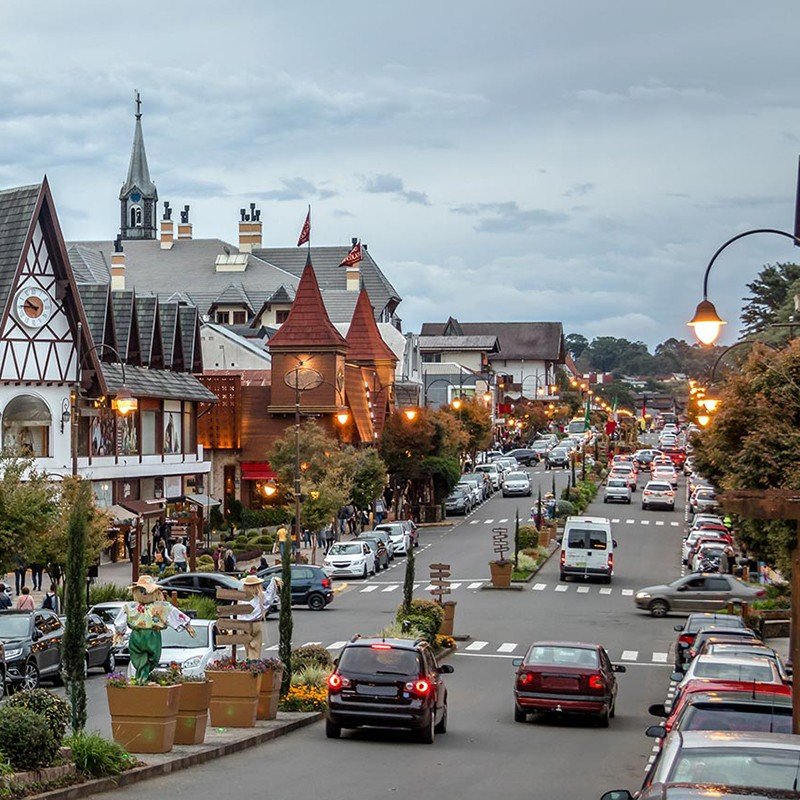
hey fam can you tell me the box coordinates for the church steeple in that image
[119,91,158,240]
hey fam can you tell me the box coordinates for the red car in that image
[660,447,686,468]
[513,641,625,727]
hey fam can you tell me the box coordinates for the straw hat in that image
[242,575,264,586]
[129,575,160,592]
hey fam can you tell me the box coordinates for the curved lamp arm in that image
[83,342,127,384]
[709,338,780,383]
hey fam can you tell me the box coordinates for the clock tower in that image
[119,91,158,240]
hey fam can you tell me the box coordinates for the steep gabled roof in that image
[112,290,135,360]
[267,258,347,350]
[159,302,179,368]
[346,289,397,363]
[209,283,254,312]
[119,112,156,199]
[68,243,110,283]
[179,304,203,372]
[76,284,113,354]
[135,295,157,364]
[0,183,41,315]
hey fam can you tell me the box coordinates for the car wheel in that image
[308,593,326,611]
[627,498,631,504]
[609,698,616,719]
[417,711,435,744]
[559,572,567,582]
[103,649,116,674]
[361,564,368,579]
[434,703,448,734]
[514,704,527,723]
[641,504,647,510]
[603,498,608,503]
[22,660,40,691]
[596,706,610,728]
[325,719,341,739]
[649,600,669,618]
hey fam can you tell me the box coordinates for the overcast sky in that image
[2,1,800,347]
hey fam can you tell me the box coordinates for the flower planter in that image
[257,667,283,721]
[489,560,513,588]
[174,680,213,745]
[106,683,182,754]
[206,670,262,728]
[438,600,457,636]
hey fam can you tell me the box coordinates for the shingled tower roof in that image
[345,289,397,363]
[119,95,156,200]
[268,256,347,349]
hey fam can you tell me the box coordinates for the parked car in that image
[682,529,731,563]
[600,730,800,799]
[690,488,719,514]
[512,641,625,727]
[154,619,228,679]
[375,520,418,551]
[83,612,116,675]
[674,654,783,693]
[474,462,502,490]
[0,642,6,700]
[445,486,473,515]
[157,572,244,600]
[560,516,615,583]
[494,458,520,475]
[456,477,484,506]
[681,627,763,669]
[90,601,130,663]
[502,471,532,497]
[463,471,493,500]
[323,541,376,578]
[704,642,791,681]
[0,609,63,689]
[356,534,390,571]
[256,563,334,611]
[641,480,675,510]
[362,526,395,559]
[603,478,631,504]
[505,448,540,466]
[325,636,452,743]
[673,613,746,669]
[634,574,765,617]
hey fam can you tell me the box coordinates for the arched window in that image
[2,395,51,457]
[130,206,142,228]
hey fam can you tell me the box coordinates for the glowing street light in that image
[403,407,418,422]
[335,408,351,426]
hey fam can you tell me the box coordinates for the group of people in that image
[10,558,45,595]
[0,580,60,613]
[153,536,190,574]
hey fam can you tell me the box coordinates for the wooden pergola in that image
[719,489,800,734]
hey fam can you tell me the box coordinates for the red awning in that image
[241,461,277,481]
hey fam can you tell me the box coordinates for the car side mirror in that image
[437,664,454,674]
[676,585,687,592]
[645,724,667,739]
[600,792,634,800]
[32,629,42,641]
[648,703,667,717]
[612,540,618,548]
[670,671,683,682]
[611,664,626,673]
[511,658,523,667]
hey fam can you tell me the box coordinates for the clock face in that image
[15,287,53,329]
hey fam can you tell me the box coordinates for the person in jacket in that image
[0,584,11,609]
[41,584,60,613]
[16,587,35,611]
[223,548,237,572]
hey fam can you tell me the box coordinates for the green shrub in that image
[292,644,334,671]
[5,689,70,739]
[516,552,537,571]
[378,621,423,640]
[290,665,329,687]
[555,500,576,518]
[0,706,60,771]
[396,599,444,642]
[66,732,136,778]
[196,562,216,573]
[177,595,218,619]
[517,525,539,550]
[241,507,290,529]
[197,554,214,564]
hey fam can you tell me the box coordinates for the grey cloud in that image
[253,177,337,201]
[333,209,355,217]
[452,201,569,232]
[563,182,595,198]
[162,175,229,198]
[362,173,429,205]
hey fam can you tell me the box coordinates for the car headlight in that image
[182,656,202,670]
[636,592,651,600]
[4,646,23,660]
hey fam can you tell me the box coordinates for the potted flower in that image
[106,670,182,754]
[256,657,284,721]
[489,556,513,588]
[205,657,272,728]
[171,664,213,746]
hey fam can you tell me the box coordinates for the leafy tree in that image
[741,262,800,337]
[350,449,388,510]
[441,399,492,464]
[565,333,589,360]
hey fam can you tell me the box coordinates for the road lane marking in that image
[626,519,634,524]
[484,519,494,524]
[497,643,517,653]
[621,589,634,596]
[360,585,378,593]
[641,520,650,525]
[424,584,436,591]
[265,644,279,651]
[465,641,488,651]
[449,582,462,589]
[577,586,590,593]
[467,582,483,589]
[611,518,620,523]
[555,585,568,592]
[382,585,399,592]
[670,522,680,526]
[599,587,612,595]
[652,652,668,663]
[303,641,322,646]
[621,650,639,661]
[499,518,508,523]
[327,641,346,650]
[655,521,664,526]
[532,583,547,591]
[470,520,479,525]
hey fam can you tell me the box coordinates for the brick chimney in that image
[177,205,192,240]
[111,235,126,291]
[160,201,174,250]
[346,237,361,291]
[238,203,262,253]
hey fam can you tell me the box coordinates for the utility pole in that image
[294,371,302,563]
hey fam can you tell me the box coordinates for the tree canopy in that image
[740,262,800,338]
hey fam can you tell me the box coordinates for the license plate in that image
[541,676,579,691]
[356,684,397,697]
[573,560,587,568]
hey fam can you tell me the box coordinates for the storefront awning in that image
[185,493,222,508]
[241,461,277,481]
[108,504,136,523]
[121,499,166,517]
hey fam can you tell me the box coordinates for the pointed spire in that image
[345,288,397,363]
[268,254,347,349]
[119,90,157,200]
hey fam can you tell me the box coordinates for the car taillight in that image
[321,577,331,588]
[588,674,605,691]
[327,673,342,691]
[560,550,566,566]
[607,553,613,570]
[756,589,766,597]
[371,643,392,650]
[678,633,693,646]
[517,671,535,686]
[405,678,432,695]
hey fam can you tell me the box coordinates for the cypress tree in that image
[513,508,520,569]
[278,522,293,696]
[402,533,415,615]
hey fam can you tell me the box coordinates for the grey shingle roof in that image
[119,116,156,199]
[418,335,500,352]
[318,289,361,324]
[76,284,111,352]
[159,303,179,368]
[112,291,135,360]
[179,305,199,370]
[210,283,254,311]
[268,284,295,304]
[68,244,110,284]
[135,295,157,364]
[420,320,565,362]
[102,363,216,403]
[0,184,40,315]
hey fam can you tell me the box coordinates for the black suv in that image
[0,610,63,690]
[326,637,453,743]
[256,564,334,611]
[157,572,243,599]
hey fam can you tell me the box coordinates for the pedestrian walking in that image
[302,527,313,548]
[258,552,269,571]
[171,538,188,573]
[721,544,736,575]
[324,524,335,554]
[41,584,60,613]
[223,548,237,573]
[276,525,288,557]
[0,584,11,609]
[212,544,224,571]
[13,558,26,595]
[126,528,137,561]
[16,587,35,611]
[154,542,170,575]
[29,562,44,592]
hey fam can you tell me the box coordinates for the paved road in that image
[88,456,690,799]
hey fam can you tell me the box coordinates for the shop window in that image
[3,395,51,457]
[275,309,290,324]
[182,406,195,454]
[141,410,158,455]
[163,402,182,454]
[232,311,247,325]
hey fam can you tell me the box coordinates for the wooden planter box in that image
[489,561,513,588]
[438,600,457,636]
[206,670,262,728]
[107,684,182,754]
[174,680,213,745]
[257,667,283,721]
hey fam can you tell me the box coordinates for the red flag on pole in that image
[339,240,361,267]
[297,208,311,247]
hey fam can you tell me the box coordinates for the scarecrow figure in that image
[239,575,282,660]
[120,576,195,681]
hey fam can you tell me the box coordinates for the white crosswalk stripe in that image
[467,582,483,589]
[465,641,488,651]
[484,519,494,524]
[599,587,612,595]
[449,582,462,590]
[327,641,347,651]
[497,643,517,653]
[382,585,399,592]
[611,518,620,523]
[655,521,664,526]
[532,583,547,591]
[303,641,322,646]
[499,518,508,523]
[621,589,634,596]
[450,641,676,665]
[670,522,680,526]
[265,644,279,651]
[652,652,668,663]
[424,584,436,591]
[626,519,634,524]
[360,585,378,593]
[641,520,650,525]
[555,585,568,592]
[576,586,590,593]
[469,520,479,525]
[621,650,639,661]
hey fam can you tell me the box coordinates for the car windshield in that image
[0,615,30,638]
[92,608,122,625]
[607,480,627,488]
[668,746,800,790]
[338,646,421,676]
[525,646,599,668]
[682,705,792,734]
[692,661,775,682]
[566,528,607,550]
[506,472,528,481]
[161,625,209,648]
[329,543,362,555]
[647,483,671,492]
[686,616,743,633]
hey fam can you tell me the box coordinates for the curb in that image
[510,542,559,583]
[480,584,525,591]
[27,712,322,800]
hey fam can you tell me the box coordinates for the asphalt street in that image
[87,452,691,800]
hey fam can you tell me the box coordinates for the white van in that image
[559,516,615,584]
[475,462,502,490]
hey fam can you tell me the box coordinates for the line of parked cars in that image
[445,457,526,514]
